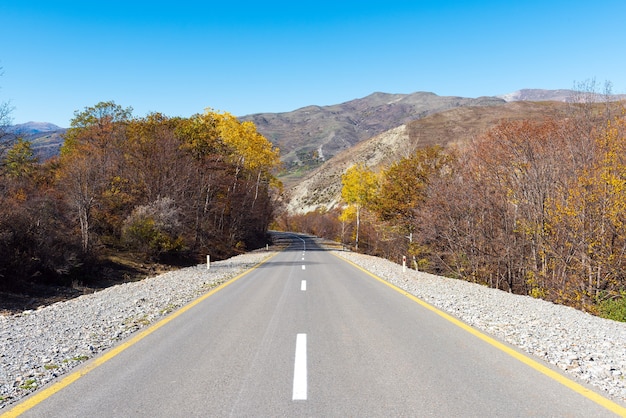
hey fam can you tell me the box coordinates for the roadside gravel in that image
[0,251,272,408]
[1,248,625,409]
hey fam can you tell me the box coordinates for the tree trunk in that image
[78,203,90,253]
[355,205,360,250]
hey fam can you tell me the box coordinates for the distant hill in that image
[283,101,578,214]
[242,88,626,188]
[240,92,505,184]
[9,121,65,135]
[498,88,626,103]
[6,122,66,160]
[7,89,626,173]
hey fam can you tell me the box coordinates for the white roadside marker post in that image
[207,255,210,270]
[402,255,407,273]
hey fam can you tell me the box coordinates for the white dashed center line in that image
[292,333,307,400]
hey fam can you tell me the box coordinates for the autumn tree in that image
[341,163,377,250]
[338,205,356,247]
[174,110,280,255]
[214,111,281,244]
[545,114,626,308]
[374,146,452,253]
[124,113,186,203]
[122,196,184,259]
[0,139,80,290]
[58,101,133,252]
[217,112,281,208]
[125,112,225,258]
[471,119,574,290]
[418,118,591,293]
[3,137,38,180]
[173,113,227,252]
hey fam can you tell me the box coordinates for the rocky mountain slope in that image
[283,101,575,214]
[3,91,505,166]
[8,89,626,190]
[243,88,626,189]
[241,92,505,182]
[8,122,63,135]
[6,122,66,160]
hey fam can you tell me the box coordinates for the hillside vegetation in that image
[283,101,573,213]
[6,122,66,160]
[242,92,505,184]
[278,99,626,320]
[4,88,626,320]
[0,102,280,298]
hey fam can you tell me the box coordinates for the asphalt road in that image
[8,234,625,417]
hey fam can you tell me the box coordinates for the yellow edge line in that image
[1,253,277,418]
[335,253,626,417]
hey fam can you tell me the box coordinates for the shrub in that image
[598,292,626,322]
[122,197,185,259]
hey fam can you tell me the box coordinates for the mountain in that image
[240,92,505,184]
[499,88,626,103]
[284,101,576,214]
[6,122,66,160]
[9,121,64,135]
[28,130,66,160]
[6,89,625,182]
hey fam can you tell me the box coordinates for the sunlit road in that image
[9,234,623,417]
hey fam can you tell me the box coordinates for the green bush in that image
[122,217,184,258]
[598,291,626,322]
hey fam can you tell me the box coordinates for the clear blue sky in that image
[1,1,625,127]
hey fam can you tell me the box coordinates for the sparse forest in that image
[277,97,626,320]
[0,101,281,294]
[3,83,626,321]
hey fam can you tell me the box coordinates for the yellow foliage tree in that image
[375,146,451,238]
[175,112,224,160]
[215,111,282,205]
[341,163,377,249]
[217,113,281,173]
[546,115,626,308]
[179,110,282,208]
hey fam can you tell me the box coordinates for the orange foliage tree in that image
[0,96,282,290]
[278,101,626,315]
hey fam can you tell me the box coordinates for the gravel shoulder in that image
[0,251,273,408]
[1,248,625,409]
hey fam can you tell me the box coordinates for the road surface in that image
[6,234,625,417]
